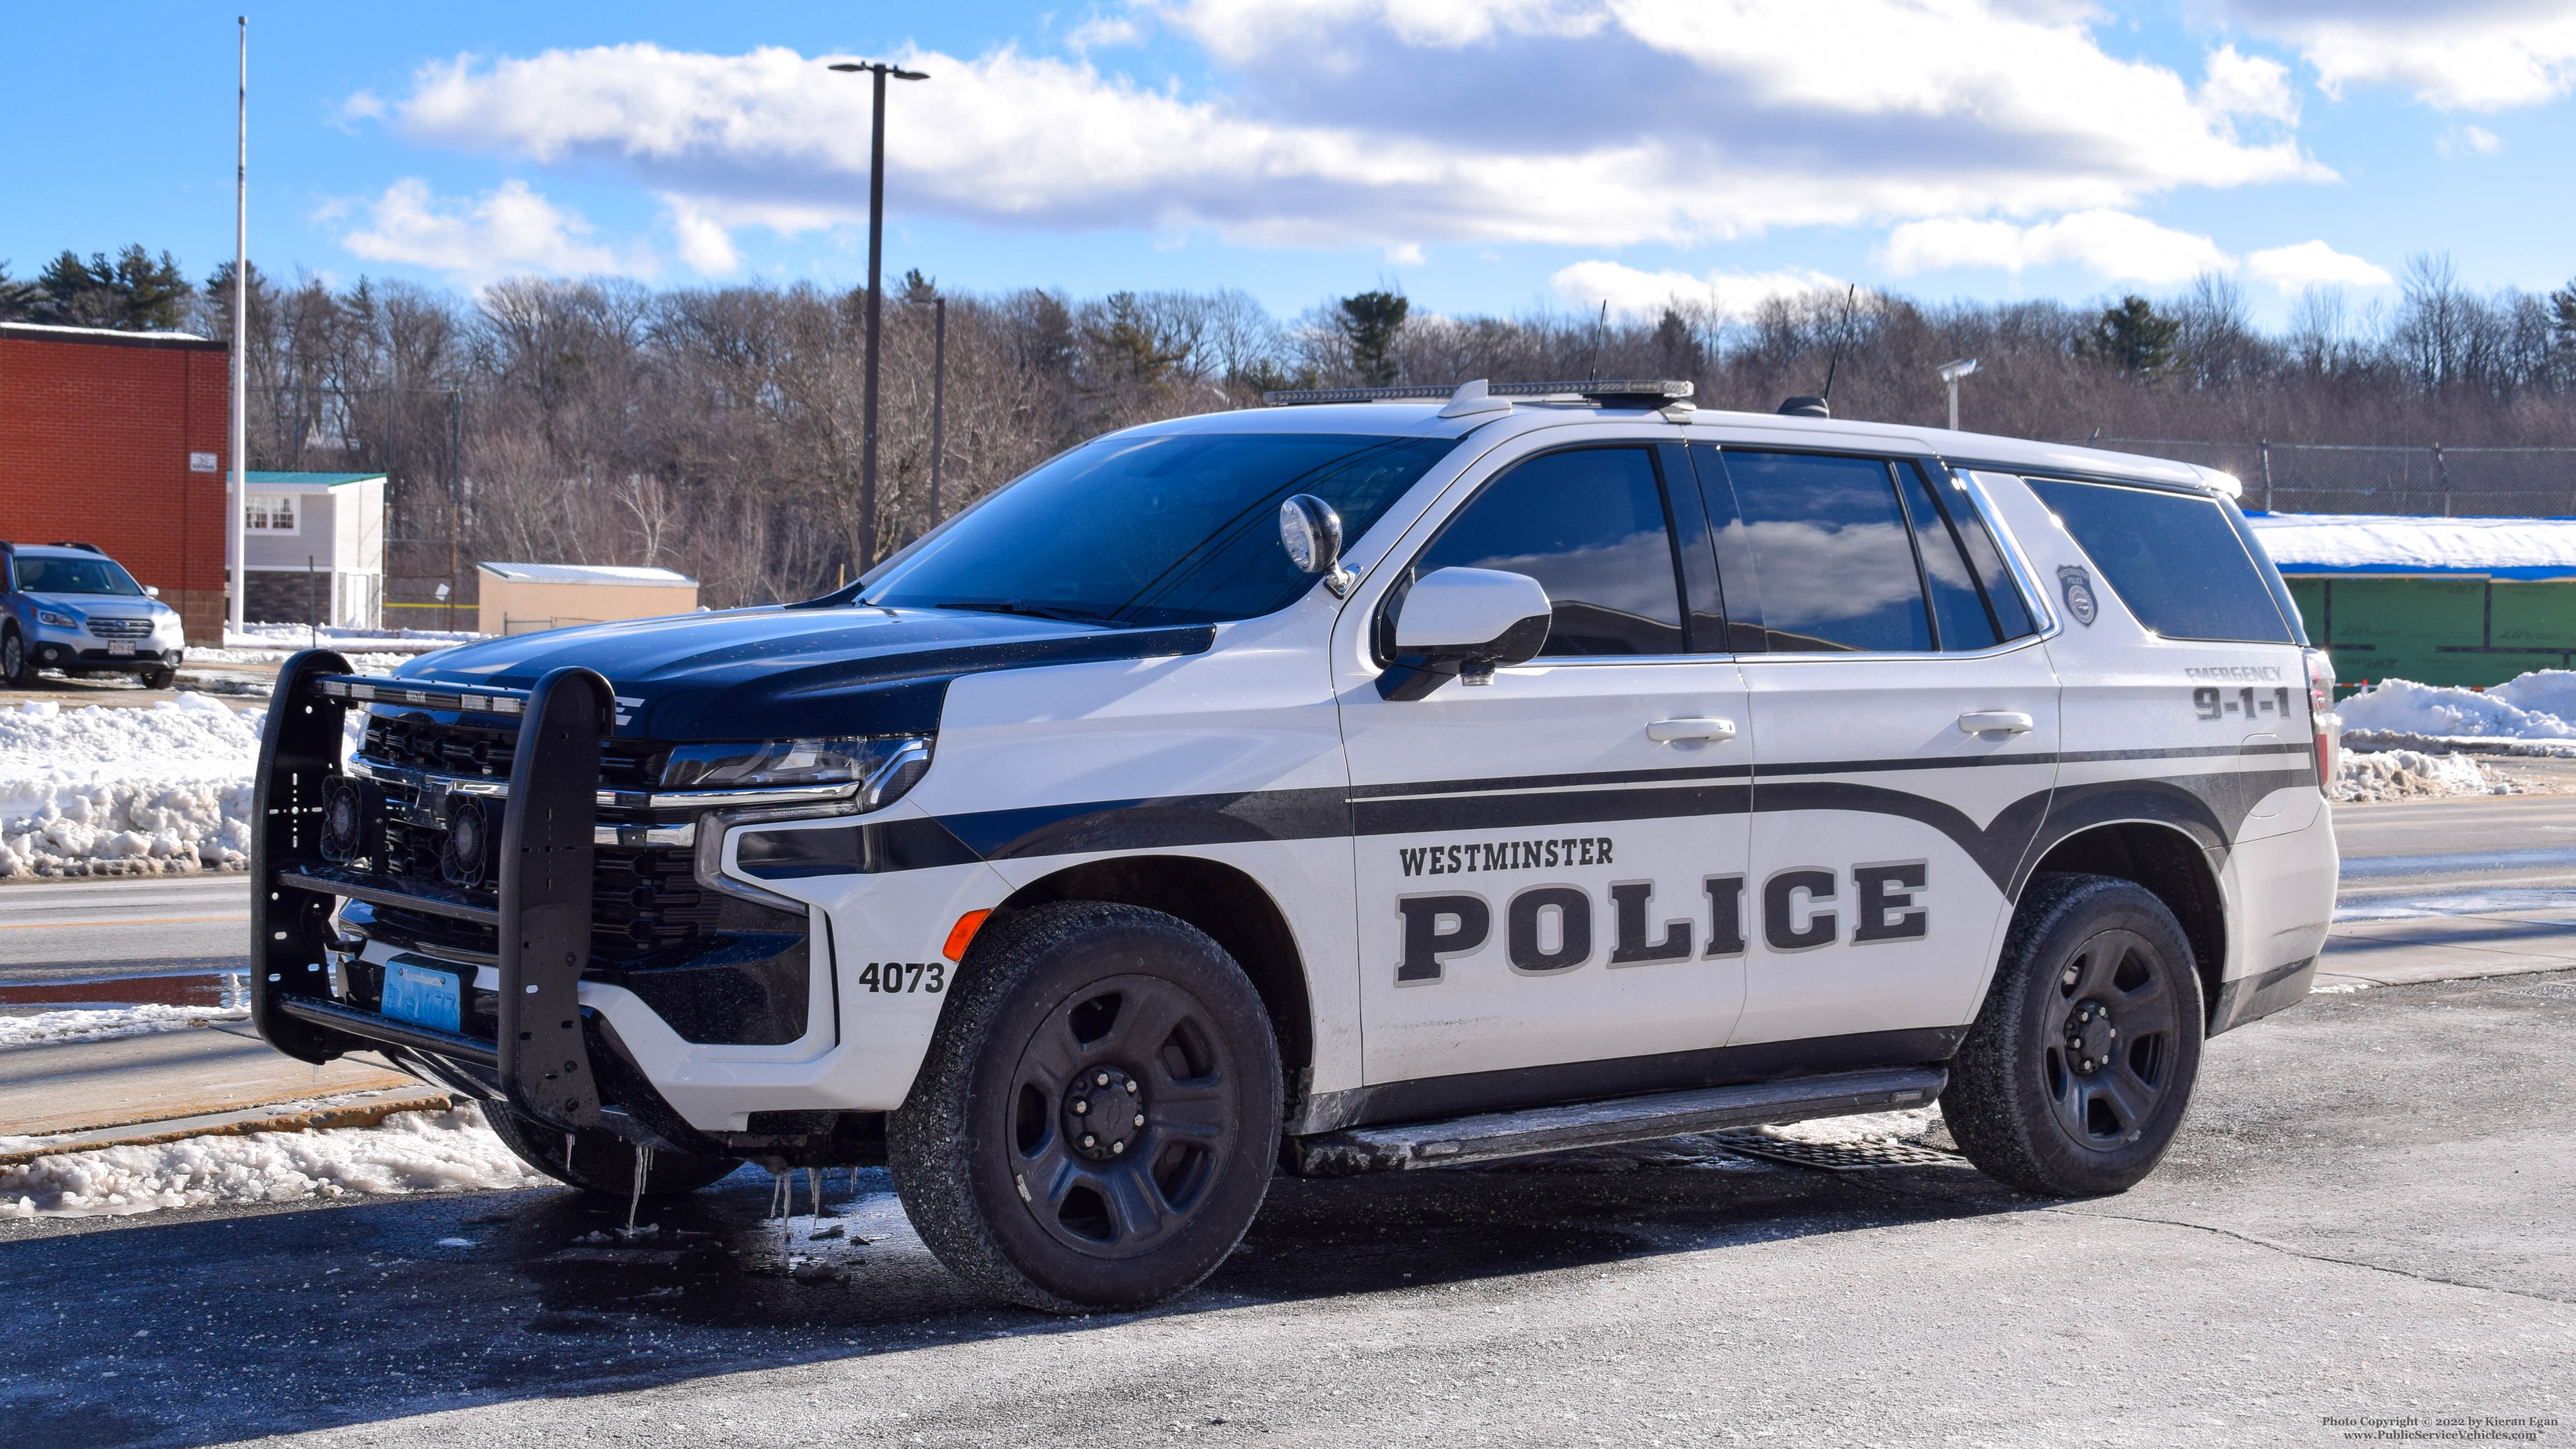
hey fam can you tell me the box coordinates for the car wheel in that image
[888,900,1283,1313]
[0,628,29,688]
[141,666,177,690]
[1943,872,2206,1197]
[480,1102,742,1197]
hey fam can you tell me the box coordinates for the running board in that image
[1286,1067,1946,1177]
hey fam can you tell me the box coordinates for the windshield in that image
[14,554,144,597]
[865,432,1459,626]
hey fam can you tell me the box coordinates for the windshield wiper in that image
[923,599,1117,626]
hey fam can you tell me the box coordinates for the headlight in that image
[661,735,933,805]
[37,610,77,628]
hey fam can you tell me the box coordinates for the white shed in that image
[240,471,387,630]
[476,562,700,636]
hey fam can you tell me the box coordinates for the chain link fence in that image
[2071,437,2576,517]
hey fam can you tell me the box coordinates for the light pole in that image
[1937,357,1978,432]
[228,15,249,639]
[828,57,929,570]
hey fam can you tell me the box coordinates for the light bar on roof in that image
[1264,378,1694,407]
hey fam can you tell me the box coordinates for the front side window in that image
[1709,451,1933,653]
[865,433,1455,627]
[1408,446,1688,657]
[2025,478,2296,644]
[14,554,144,596]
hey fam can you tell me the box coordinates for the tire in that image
[480,1102,742,1197]
[888,900,1283,1313]
[1944,873,2206,1197]
[0,628,30,688]
[140,666,176,690]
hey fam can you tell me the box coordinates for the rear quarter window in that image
[2025,478,2296,644]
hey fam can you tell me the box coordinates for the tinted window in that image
[1895,464,2001,651]
[866,433,1455,627]
[1947,473,2039,639]
[1713,452,1932,653]
[2025,478,2296,643]
[1413,447,1686,656]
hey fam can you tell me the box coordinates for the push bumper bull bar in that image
[249,649,615,1133]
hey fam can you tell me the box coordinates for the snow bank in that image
[2333,749,2499,803]
[0,1103,546,1218]
[2244,512,2576,579]
[0,1001,250,1048]
[2337,677,2576,740]
[0,695,268,878]
[225,623,482,655]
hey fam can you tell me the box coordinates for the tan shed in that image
[476,562,699,637]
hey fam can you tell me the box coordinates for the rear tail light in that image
[2304,648,2337,785]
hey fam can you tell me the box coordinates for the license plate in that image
[107,641,134,656]
[380,961,462,1034]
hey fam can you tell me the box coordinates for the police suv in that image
[250,378,2338,1312]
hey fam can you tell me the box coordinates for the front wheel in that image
[889,901,1282,1313]
[1943,873,2205,1196]
[140,666,176,690]
[0,628,30,688]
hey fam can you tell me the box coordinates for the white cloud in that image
[338,178,650,285]
[1880,210,2233,284]
[2217,1,2576,110]
[664,196,740,274]
[365,8,2326,265]
[1550,260,1843,319]
[2244,240,2392,290]
[2198,45,2299,123]
[2437,123,2505,157]
[1067,14,1145,51]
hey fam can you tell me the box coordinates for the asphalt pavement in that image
[0,789,2571,1446]
[0,875,251,983]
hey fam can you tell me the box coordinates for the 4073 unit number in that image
[857,961,946,994]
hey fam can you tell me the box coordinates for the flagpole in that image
[228,15,249,639]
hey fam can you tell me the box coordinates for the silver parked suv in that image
[0,542,189,689]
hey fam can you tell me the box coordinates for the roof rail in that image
[1263,378,1694,408]
[50,541,105,554]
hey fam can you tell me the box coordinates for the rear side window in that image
[1412,446,1687,656]
[1706,451,1932,653]
[1894,464,2001,652]
[2025,478,2296,644]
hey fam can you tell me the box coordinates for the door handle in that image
[1958,711,2034,734]
[1647,717,1737,743]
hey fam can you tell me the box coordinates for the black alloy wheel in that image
[0,628,29,688]
[889,901,1281,1313]
[1944,873,2206,1196]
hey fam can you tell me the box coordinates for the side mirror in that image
[1279,493,1354,597]
[1381,567,1551,700]
[143,585,161,598]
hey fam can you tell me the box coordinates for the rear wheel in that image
[1,628,30,688]
[481,1102,742,1197]
[1944,873,2205,1196]
[889,901,1282,1313]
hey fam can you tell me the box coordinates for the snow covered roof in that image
[2243,512,2576,581]
[476,562,697,587]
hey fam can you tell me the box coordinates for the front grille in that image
[349,711,704,962]
[86,618,152,639]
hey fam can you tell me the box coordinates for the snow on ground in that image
[0,1002,250,1048]
[2337,675,2576,741]
[2333,748,2503,803]
[0,1102,546,1218]
[0,694,270,878]
[224,623,482,655]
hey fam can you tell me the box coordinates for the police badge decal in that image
[2057,565,2099,626]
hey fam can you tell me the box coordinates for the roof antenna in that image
[1587,299,1609,384]
[1821,283,1858,407]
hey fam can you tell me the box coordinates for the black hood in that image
[393,605,1215,741]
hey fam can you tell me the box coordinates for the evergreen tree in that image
[2080,294,2180,379]
[0,261,38,321]
[31,245,194,330]
[1652,306,1705,378]
[1337,290,1409,385]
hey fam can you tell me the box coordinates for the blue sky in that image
[8,1,2575,326]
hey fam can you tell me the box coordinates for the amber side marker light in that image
[944,909,992,962]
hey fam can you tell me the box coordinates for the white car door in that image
[1332,438,1756,1107]
[1690,446,2063,1054]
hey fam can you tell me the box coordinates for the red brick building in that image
[0,321,232,644]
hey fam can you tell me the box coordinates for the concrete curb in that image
[0,1087,455,1166]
